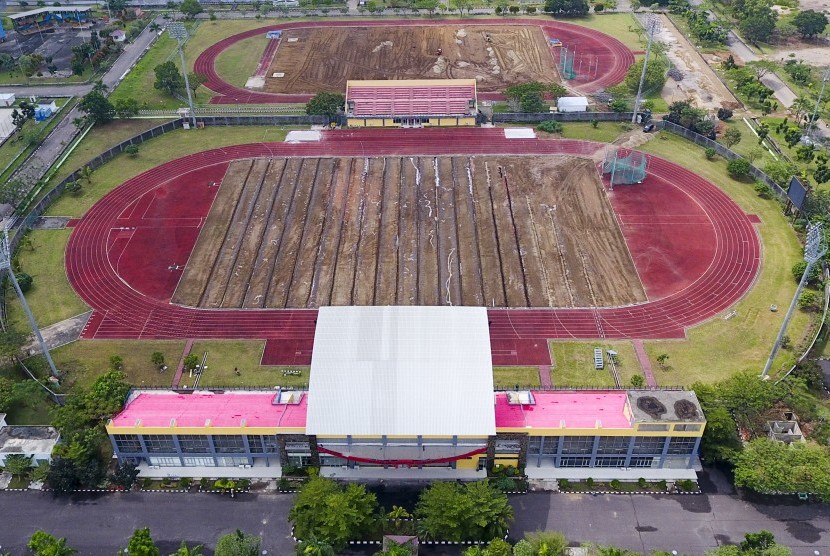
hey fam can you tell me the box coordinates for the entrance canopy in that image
[306,306,495,437]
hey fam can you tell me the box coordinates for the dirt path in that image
[174,155,646,309]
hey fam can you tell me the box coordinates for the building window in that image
[143,435,176,454]
[542,437,559,455]
[264,436,279,453]
[213,435,246,454]
[289,455,312,467]
[560,457,591,467]
[148,456,180,467]
[495,439,521,454]
[285,441,311,453]
[561,436,594,455]
[597,436,630,455]
[247,436,264,453]
[632,436,665,455]
[629,457,655,468]
[667,437,697,455]
[114,435,142,454]
[528,437,542,455]
[178,435,210,453]
[215,456,249,466]
[182,457,215,467]
[638,424,669,431]
[674,424,702,432]
[595,457,627,467]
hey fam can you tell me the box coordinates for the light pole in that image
[168,23,197,129]
[0,229,59,378]
[632,15,661,125]
[762,222,826,378]
[807,68,830,142]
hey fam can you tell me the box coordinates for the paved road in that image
[0,471,828,555]
[724,30,798,109]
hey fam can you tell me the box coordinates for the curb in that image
[558,489,701,495]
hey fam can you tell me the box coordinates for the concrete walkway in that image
[171,339,194,388]
[538,365,552,388]
[632,339,657,387]
[21,311,91,356]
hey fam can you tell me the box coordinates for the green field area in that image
[212,34,269,88]
[639,132,811,385]
[493,366,541,389]
[5,229,89,330]
[560,122,627,143]
[550,341,641,388]
[50,339,186,390]
[188,340,307,388]
[45,125,295,218]
[570,13,644,50]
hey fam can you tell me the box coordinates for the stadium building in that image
[106,307,705,481]
[9,7,91,34]
[345,79,478,128]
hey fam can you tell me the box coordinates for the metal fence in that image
[493,111,638,123]
[657,120,786,198]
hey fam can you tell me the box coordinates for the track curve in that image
[66,129,760,348]
[194,19,635,104]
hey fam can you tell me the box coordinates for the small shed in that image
[110,29,126,42]
[34,98,57,121]
[557,96,589,113]
[0,93,15,107]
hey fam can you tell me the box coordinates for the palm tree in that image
[296,535,335,556]
[168,541,203,556]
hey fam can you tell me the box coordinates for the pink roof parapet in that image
[494,391,633,430]
[109,390,307,430]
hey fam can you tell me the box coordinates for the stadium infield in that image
[65,128,760,366]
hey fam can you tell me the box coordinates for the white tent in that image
[557,96,589,113]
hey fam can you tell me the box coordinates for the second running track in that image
[66,128,761,366]
[194,19,635,104]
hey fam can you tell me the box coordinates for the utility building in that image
[345,79,478,128]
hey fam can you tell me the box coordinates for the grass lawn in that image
[5,229,89,330]
[50,339,186,390]
[569,13,644,50]
[188,340,308,389]
[639,132,812,385]
[0,68,91,86]
[45,125,296,218]
[214,34,268,88]
[549,340,641,388]
[560,122,628,143]
[717,119,776,169]
[493,366,540,389]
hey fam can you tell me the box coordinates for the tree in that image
[107,0,128,13]
[734,439,830,501]
[705,147,717,160]
[656,353,669,368]
[449,0,473,14]
[85,369,130,419]
[151,351,165,367]
[0,178,29,206]
[2,454,33,478]
[727,158,752,180]
[793,9,828,38]
[113,97,140,119]
[110,461,139,490]
[18,55,38,76]
[289,477,381,550]
[717,107,734,121]
[183,353,200,372]
[415,480,513,542]
[214,529,260,556]
[27,531,77,556]
[296,535,336,556]
[524,531,568,556]
[630,374,645,388]
[623,58,668,94]
[79,90,114,125]
[739,9,777,43]
[154,61,184,96]
[125,144,140,158]
[169,542,204,556]
[125,528,159,556]
[723,127,742,148]
[762,160,797,187]
[0,328,28,364]
[180,0,203,17]
[544,0,589,16]
[798,290,818,310]
[0,377,14,412]
[16,271,33,292]
[305,92,345,117]
[188,72,208,94]
[519,92,546,113]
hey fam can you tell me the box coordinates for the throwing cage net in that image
[602,147,648,185]
[560,47,576,80]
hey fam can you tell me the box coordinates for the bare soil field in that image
[173,155,645,310]
[264,25,558,94]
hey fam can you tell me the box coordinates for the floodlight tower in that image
[168,23,197,130]
[0,229,59,378]
[807,68,830,142]
[761,222,826,378]
[632,15,661,125]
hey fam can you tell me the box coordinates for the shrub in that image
[717,107,733,121]
[798,290,818,310]
[124,144,139,157]
[657,479,667,491]
[525,531,568,556]
[526,5,536,12]
[638,477,647,489]
[238,478,251,490]
[630,375,645,388]
[586,477,595,489]
[178,477,192,489]
[537,120,563,134]
[726,158,751,180]
[199,477,209,490]
[610,479,622,491]
[678,479,697,492]
[509,5,520,12]
[495,5,503,13]
[16,272,33,292]
[591,119,599,128]
[416,481,512,542]
[594,2,604,9]
[704,147,717,160]
[754,181,774,199]
[558,478,570,490]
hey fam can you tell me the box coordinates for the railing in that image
[493,111,639,123]
[137,104,308,117]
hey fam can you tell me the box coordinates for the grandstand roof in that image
[346,79,477,118]
[306,306,495,437]
[9,6,91,19]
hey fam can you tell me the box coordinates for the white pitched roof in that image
[306,306,495,437]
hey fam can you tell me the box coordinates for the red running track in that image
[66,129,759,365]
[193,19,635,105]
